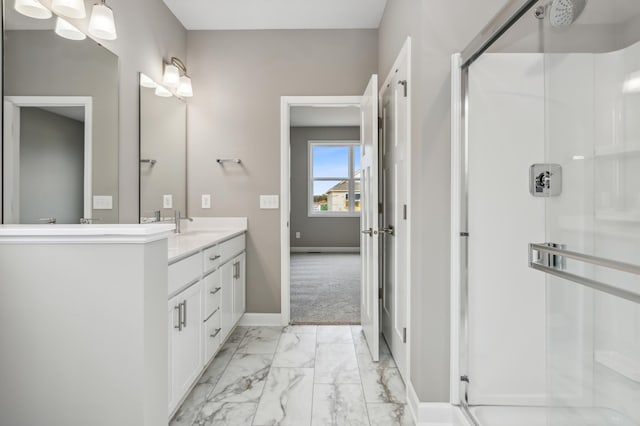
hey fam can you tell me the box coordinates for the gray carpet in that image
[290,253,361,325]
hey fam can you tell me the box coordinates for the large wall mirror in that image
[2,2,119,224]
[139,73,187,223]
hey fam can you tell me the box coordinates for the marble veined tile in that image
[317,326,354,344]
[355,342,398,372]
[283,325,317,334]
[199,344,236,386]
[237,326,283,354]
[192,401,257,426]
[253,368,314,426]
[208,353,272,403]
[272,333,316,368]
[315,343,360,384]
[367,403,414,426]
[360,366,406,404]
[170,383,214,426]
[226,326,250,346]
[311,383,369,426]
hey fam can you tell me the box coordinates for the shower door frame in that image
[451,0,541,424]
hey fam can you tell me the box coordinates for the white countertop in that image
[0,224,176,244]
[167,228,246,263]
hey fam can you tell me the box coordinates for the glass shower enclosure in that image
[454,1,640,425]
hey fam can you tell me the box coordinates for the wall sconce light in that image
[14,0,52,19]
[55,17,86,40]
[163,57,193,97]
[88,0,118,41]
[51,0,86,19]
[139,74,158,89]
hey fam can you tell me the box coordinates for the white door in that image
[360,74,380,361]
[380,50,410,380]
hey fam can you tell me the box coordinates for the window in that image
[308,141,361,216]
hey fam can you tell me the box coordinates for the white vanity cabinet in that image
[167,230,246,418]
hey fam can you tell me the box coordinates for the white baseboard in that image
[408,381,469,426]
[238,313,286,326]
[290,247,360,253]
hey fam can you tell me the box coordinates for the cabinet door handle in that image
[210,287,222,295]
[209,254,221,261]
[174,304,182,331]
[181,300,187,328]
[210,328,222,338]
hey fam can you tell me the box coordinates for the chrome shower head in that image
[549,0,587,27]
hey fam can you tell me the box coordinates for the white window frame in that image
[308,140,360,217]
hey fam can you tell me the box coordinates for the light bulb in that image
[155,86,172,98]
[163,64,180,88]
[14,0,52,19]
[139,74,158,89]
[51,0,86,19]
[55,17,86,41]
[177,75,193,97]
[88,1,117,40]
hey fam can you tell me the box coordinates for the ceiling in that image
[162,0,388,30]
[290,106,360,127]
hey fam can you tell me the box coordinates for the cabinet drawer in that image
[204,270,221,319]
[204,309,221,363]
[168,252,202,296]
[220,234,245,264]
[203,244,221,273]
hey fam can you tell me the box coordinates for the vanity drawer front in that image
[168,252,202,296]
[203,245,221,273]
[220,234,245,264]
[204,309,222,362]
[204,269,221,319]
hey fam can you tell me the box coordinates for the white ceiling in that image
[290,106,360,127]
[162,0,388,30]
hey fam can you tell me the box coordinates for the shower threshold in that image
[468,405,638,426]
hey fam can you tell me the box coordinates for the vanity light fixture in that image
[140,74,158,89]
[155,85,172,98]
[88,0,117,40]
[55,17,86,41]
[163,57,193,97]
[14,0,52,19]
[51,0,86,19]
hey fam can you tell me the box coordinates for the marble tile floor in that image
[170,325,414,426]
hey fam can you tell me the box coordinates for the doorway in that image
[3,96,92,224]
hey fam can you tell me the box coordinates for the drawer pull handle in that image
[210,328,222,338]
[209,255,221,261]
[210,287,222,295]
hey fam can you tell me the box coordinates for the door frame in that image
[3,96,93,222]
[280,95,362,325]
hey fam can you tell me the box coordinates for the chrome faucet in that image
[174,210,193,234]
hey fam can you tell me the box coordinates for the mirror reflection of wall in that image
[139,73,187,223]
[2,4,119,224]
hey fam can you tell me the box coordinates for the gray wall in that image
[5,30,119,223]
[290,126,360,248]
[377,0,508,403]
[20,108,84,224]
[187,30,378,313]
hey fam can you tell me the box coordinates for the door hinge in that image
[378,203,383,214]
[398,80,408,97]
[378,116,383,130]
[402,327,407,343]
[403,204,407,220]
[379,288,383,299]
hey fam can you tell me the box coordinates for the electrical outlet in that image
[163,194,173,209]
[93,195,113,210]
[202,194,211,209]
[295,232,301,239]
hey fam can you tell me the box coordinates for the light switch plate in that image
[202,194,211,209]
[93,195,112,210]
[163,194,173,209]
[296,232,301,239]
[260,195,279,209]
